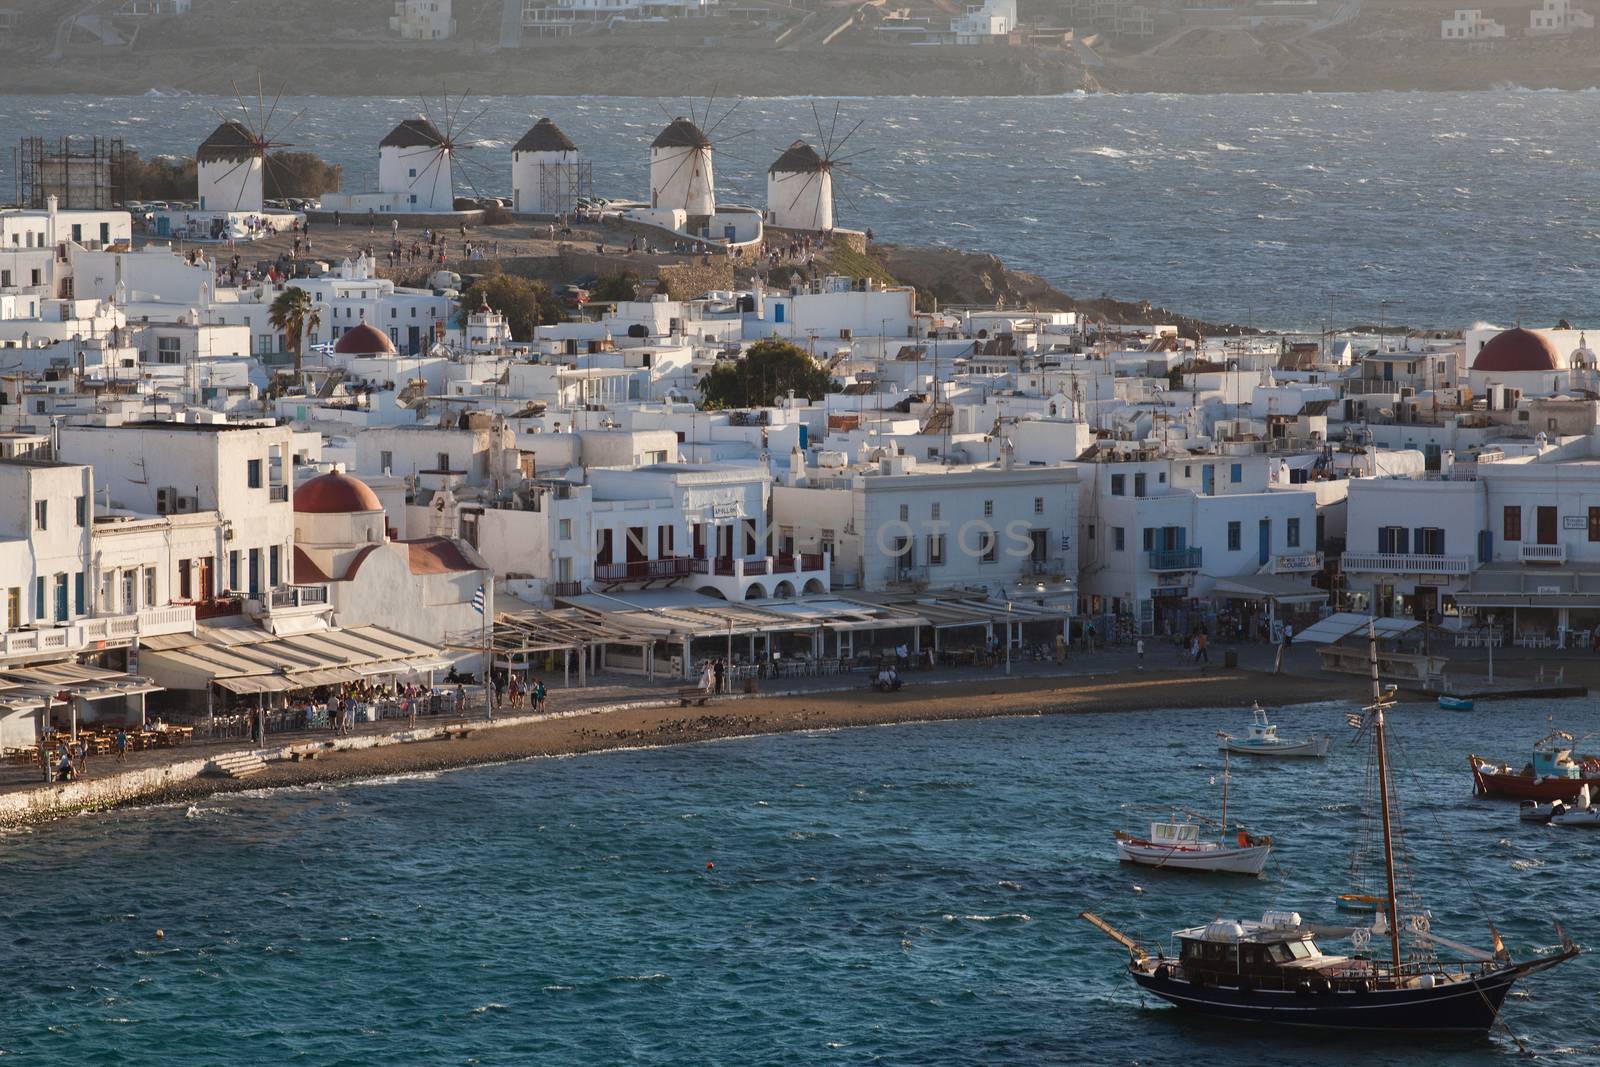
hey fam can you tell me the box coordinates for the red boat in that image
[1471,732,1600,801]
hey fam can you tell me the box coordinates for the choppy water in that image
[3,697,1597,1064]
[2,92,1598,329]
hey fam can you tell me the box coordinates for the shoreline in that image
[2,668,1368,828]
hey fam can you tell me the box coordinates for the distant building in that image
[391,0,456,39]
[1528,0,1593,34]
[951,0,1016,43]
[117,0,190,15]
[1441,8,1507,39]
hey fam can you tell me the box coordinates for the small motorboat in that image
[1438,695,1474,711]
[1114,815,1272,876]
[1549,785,1600,827]
[1218,703,1330,758]
[1470,732,1600,801]
[1520,798,1569,825]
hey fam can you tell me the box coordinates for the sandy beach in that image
[107,666,1368,814]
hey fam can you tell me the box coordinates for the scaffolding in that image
[537,159,592,217]
[14,136,127,210]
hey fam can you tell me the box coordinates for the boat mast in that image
[1220,749,1229,835]
[1368,621,1403,972]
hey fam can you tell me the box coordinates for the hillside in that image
[0,0,1596,94]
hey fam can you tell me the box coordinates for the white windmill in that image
[649,115,716,216]
[197,79,303,214]
[377,91,494,213]
[766,104,868,233]
[511,117,581,216]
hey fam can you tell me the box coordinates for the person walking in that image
[1197,631,1210,666]
[713,658,726,695]
[534,677,546,713]
[1136,638,1145,671]
[115,728,128,763]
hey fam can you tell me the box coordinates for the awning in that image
[215,675,300,695]
[1452,564,1600,609]
[1212,574,1329,606]
[1294,613,1420,645]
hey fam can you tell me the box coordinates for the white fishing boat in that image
[1113,752,1273,876]
[1218,703,1330,758]
[1115,816,1273,875]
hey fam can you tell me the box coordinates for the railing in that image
[1520,543,1567,564]
[1147,547,1203,571]
[268,587,329,609]
[594,557,694,583]
[548,580,584,597]
[1340,552,1472,576]
[888,563,929,585]
[0,604,196,660]
[195,598,244,620]
[1273,552,1324,573]
[268,485,289,503]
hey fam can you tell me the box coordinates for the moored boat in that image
[1470,732,1600,801]
[1115,817,1272,876]
[1083,622,1579,1033]
[1437,695,1473,711]
[1218,703,1330,758]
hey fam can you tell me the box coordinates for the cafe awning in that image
[1212,574,1329,606]
[140,623,450,695]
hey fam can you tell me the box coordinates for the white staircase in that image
[207,751,268,779]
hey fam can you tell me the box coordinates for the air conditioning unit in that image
[155,487,176,514]
[176,495,196,514]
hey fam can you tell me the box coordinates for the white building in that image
[772,448,1077,600]
[1529,0,1593,33]
[766,141,833,232]
[1077,449,1323,634]
[951,0,1015,42]
[511,118,580,216]
[56,421,296,602]
[391,0,456,38]
[1441,8,1506,37]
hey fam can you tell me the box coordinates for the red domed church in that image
[293,468,490,650]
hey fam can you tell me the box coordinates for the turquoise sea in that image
[3,698,1596,1065]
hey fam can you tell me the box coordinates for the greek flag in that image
[472,584,485,616]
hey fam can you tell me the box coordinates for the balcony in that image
[1147,547,1203,572]
[548,580,584,598]
[690,552,832,601]
[595,557,694,586]
[1272,551,1324,574]
[1,605,196,663]
[270,586,328,608]
[1520,543,1567,564]
[1340,552,1472,577]
[268,484,289,503]
[888,563,930,587]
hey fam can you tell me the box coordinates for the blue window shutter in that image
[74,573,84,615]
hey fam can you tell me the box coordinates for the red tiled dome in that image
[294,471,382,514]
[1472,327,1560,373]
[334,322,396,356]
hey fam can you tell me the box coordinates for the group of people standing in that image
[697,658,730,694]
[491,673,547,713]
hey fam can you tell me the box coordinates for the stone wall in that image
[657,258,736,301]
[768,226,868,255]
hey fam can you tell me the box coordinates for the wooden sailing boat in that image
[1082,621,1579,1032]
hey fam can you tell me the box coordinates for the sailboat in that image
[1081,622,1579,1032]
[1114,753,1273,876]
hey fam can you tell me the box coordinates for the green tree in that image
[589,269,640,304]
[266,152,343,197]
[698,339,833,409]
[267,286,320,376]
[457,274,563,341]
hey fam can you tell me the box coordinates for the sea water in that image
[2,91,1597,330]
[2,698,1595,1064]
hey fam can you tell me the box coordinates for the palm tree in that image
[267,286,320,379]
